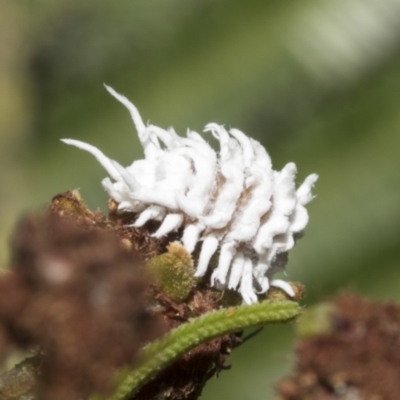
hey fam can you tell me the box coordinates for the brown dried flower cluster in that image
[0,208,161,400]
[276,293,400,400]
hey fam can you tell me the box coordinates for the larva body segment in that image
[62,86,318,304]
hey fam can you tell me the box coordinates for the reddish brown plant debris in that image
[108,198,179,261]
[49,191,241,399]
[52,190,179,261]
[0,211,162,400]
[51,190,107,227]
[275,293,400,400]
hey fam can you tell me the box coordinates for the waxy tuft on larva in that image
[62,85,318,305]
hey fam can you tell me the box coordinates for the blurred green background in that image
[1,0,400,398]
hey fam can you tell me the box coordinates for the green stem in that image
[104,300,301,400]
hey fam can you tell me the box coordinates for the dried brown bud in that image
[0,211,161,400]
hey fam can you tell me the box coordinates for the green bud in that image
[147,242,195,302]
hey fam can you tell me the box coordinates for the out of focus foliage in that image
[1,0,400,398]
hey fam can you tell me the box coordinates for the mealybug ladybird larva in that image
[62,85,318,304]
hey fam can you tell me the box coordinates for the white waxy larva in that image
[62,85,318,304]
